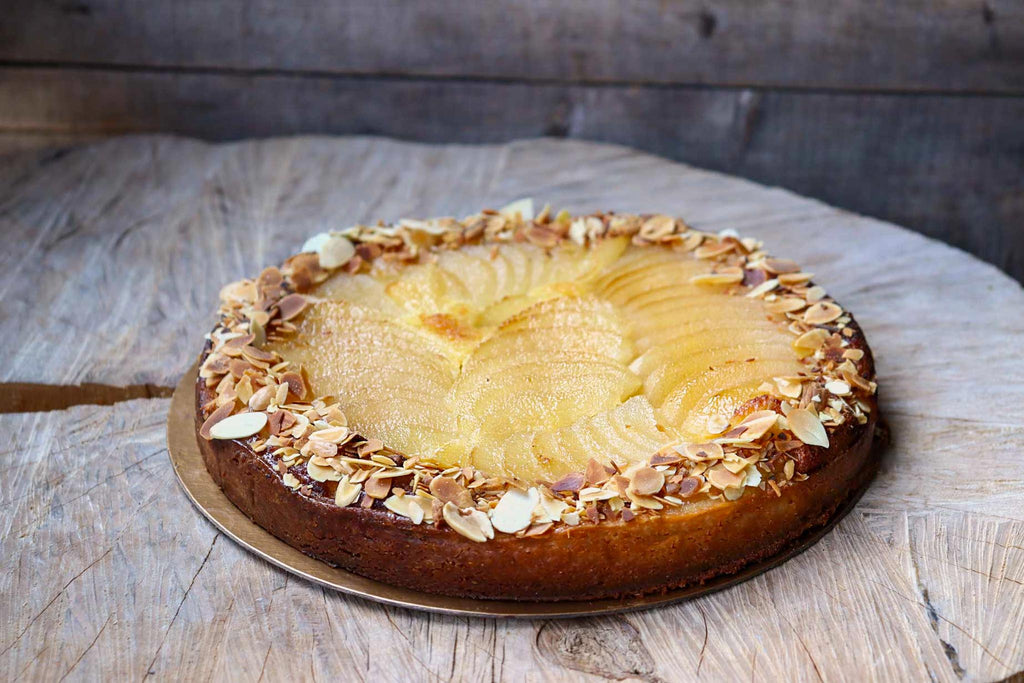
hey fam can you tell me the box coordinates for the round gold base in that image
[168,363,875,618]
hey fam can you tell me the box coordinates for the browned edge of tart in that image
[194,322,879,601]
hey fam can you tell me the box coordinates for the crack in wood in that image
[0,381,174,413]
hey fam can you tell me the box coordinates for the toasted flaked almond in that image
[706,464,745,490]
[276,293,308,321]
[733,410,779,441]
[787,408,830,447]
[793,328,830,357]
[280,371,307,400]
[676,441,725,462]
[307,459,342,482]
[803,301,843,325]
[357,438,384,457]
[550,471,585,493]
[585,458,612,486]
[240,344,275,363]
[705,414,730,435]
[783,459,796,480]
[778,271,814,285]
[746,278,779,299]
[334,475,361,507]
[363,475,393,499]
[248,385,274,411]
[442,502,494,542]
[626,490,663,510]
[745,467,763,488]
[842,348,865,361]
[199,402,235,440]
[307,438,338,458]
[690,270,744,286]
[282,473,301,489]
[384,494,426,524]
[578,487,617,504]
[639,214,676,240]
[694,240,735,259]
[774,376,804,399]
[498,197,534,221]
[209,411,267,440]
[764,297,807,314]
[533,496,569,524]
[429,475,474,508]
[825,379,852,396]
[490,487,540,534]
[312,426,350,444]
[316,234,356,269]
[762,258,800,274]
[629,467,665,496]
[804,285,827,302]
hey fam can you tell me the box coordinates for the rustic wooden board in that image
[0,136,1022,681]
[3,0,1021,92]
[3,68,1022,283]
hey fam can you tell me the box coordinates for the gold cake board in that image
[168,363,872,618]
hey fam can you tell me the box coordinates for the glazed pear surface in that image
[269,239,801,480]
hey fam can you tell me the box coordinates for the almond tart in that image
[195,201,880,601]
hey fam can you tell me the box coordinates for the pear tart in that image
[195,202,880,601]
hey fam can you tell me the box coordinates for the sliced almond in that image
[578,487,618,504]
[774,376,804,399]
[498,197,534,222]
[307,459,342,482]
[312,426,350,444]
[282,473,301,490]
[307,438,338,458]
[706,464,745,490]
[209,411,267,440]
[490,487,540,534]
[334,475,361,507]
[533,496,569,524]
[429,475,474,508]
[764,297,807,314]
[787,408,830,447]
[629,467,665,496]
[363,475,393,499]
[199,402,235,440]
[442,502,494,542]
[793,328,830,357]
[733,410,779,441]
[316,234,356,269]
[825,379,852,396]
[803,301,843,325]
[276,293,308,321]
[280,371,307,400]
[248,385,274,411]
[384,494,427,525]
[676,442,725,462]
[585,458,612,486]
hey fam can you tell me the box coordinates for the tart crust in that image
[193,208,881,601]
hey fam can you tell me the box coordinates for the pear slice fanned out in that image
[268,241,802,481]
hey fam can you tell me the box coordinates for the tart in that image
[195,201,880,601]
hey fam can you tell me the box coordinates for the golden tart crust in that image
[194,205,880,601]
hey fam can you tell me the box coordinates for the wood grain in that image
[3,67,1022,283]
[2,0,1021,92]
[1,136,1022,681]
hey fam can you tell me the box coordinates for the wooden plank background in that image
[1,1,1022,282]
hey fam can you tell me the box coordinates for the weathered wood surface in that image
[3,68,1022,283]
[1,136,1022,681]
[3,0,1021,92]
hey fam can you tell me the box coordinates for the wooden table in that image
[1,136,1022,682]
